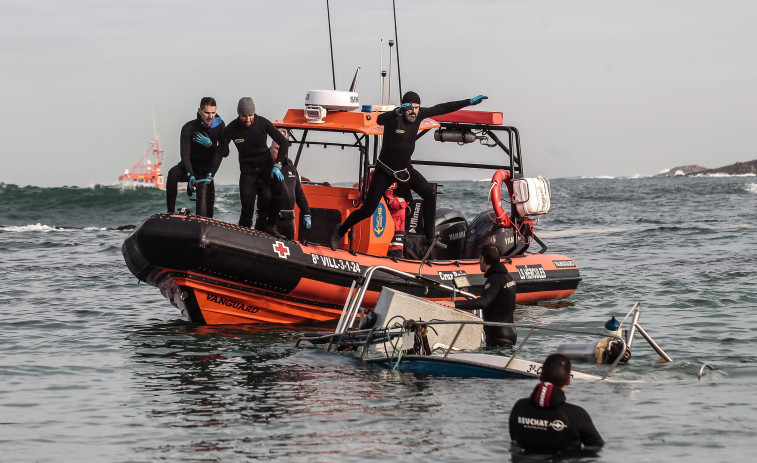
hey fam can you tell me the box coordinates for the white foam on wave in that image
[744,183,757,194]
[1,223,57,232]
[692,172,757,178]
[576,175,618,180]
[537,227,626,238]
[0,223,107,232]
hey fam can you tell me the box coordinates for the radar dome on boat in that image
[305,89,360,111]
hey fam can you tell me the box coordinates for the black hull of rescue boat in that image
[122,214,581,325]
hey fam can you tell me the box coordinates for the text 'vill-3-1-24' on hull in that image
[122,98,581,325]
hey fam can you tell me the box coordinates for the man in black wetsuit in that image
[509,353,604,455]
[439,243,517,346]
[222,97,289,235]
[166,96,229,217]
[329,91,487,251]
[265,141,311,240]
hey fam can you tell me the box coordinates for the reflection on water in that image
[126,323,466,459]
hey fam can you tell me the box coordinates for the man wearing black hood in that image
[509,353,604,454]
[166,96,229,217]
[330,91,487,251]
[264,141,312,240]
[439,243,517,346]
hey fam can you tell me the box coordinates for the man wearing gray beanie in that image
[330,91,487,252]
[221,97,290,236]
[237,97,255,117]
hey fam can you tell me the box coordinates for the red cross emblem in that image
[272,241,290,259]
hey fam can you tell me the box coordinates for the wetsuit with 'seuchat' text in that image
[509,382,604,454]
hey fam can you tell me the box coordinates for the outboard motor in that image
[432,208,468,259]
[463,212,527,259]
[404,203,468,260]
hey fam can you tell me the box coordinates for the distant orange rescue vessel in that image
[119,136,165,190]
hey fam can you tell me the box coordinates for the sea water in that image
[1,176,756,462]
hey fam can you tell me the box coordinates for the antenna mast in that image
[392,0,403,97]
[151,103,157,139]
[326,0,337,90]
[380,39,385,105]
[387,40,394,104]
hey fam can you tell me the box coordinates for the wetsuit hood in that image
[484,261,509,278]
[401,91,420,105]
[197,113,224,129]
[529,381,567,409]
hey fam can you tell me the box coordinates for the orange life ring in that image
[490,169,513,228]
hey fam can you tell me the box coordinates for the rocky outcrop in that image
[656,160,757,177]
[656,165,708,177]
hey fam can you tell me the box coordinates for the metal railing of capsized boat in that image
[311,265,678,381]
[387,319,629,380]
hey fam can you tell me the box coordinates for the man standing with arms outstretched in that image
[330,91,487,251]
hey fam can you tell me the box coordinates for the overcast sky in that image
[1,0,756,187]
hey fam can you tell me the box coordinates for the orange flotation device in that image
[490,169,514,228]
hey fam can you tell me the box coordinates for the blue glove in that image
[469,95,488,105]
[186,174,196,196]
[304,215,312,229]
[193,132,212,148]
[396,102,412,115]
[195,173,213,188]
[271,167,284,182]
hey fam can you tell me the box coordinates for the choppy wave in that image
[0,182,241,228]
[3,177,755,229]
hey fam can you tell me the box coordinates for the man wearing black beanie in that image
[330,91,487,251]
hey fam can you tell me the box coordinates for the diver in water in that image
[329,91,487,251]
[222,97,289,236]
[166,96,229,217]
[440,243,517,346]
[509,353,604,455]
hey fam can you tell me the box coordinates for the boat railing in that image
[408,319,628,380]
[301,318,630,381]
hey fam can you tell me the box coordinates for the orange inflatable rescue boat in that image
[122,100,580,325]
